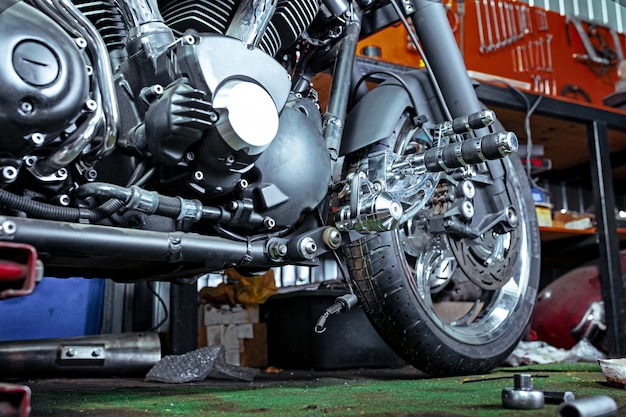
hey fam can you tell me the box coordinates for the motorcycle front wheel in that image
[342,119,541,377]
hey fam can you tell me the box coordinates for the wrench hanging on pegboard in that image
[354,0,626,105]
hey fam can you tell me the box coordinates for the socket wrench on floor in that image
[502,374,544,410]
[502,373,576,410]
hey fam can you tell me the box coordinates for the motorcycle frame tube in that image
[324,5,362,163]
[409,0,482,118]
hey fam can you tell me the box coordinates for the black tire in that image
[342,128,541,377]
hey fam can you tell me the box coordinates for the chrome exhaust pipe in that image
[0,332,161,376]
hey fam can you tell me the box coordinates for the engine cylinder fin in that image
[260,0,320,56]
[73,0,127,52]
[161,0,237,36]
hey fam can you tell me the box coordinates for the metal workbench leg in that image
[587,119,626,356]
[168,282,198,355]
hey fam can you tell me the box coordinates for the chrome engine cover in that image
[0,0,89,157]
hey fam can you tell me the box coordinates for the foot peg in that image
[421,131,518,172]
[398,130,518,174]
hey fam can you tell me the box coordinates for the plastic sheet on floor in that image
[503,339,607,367]
[145,344,259,383]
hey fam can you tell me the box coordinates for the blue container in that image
[0,277,104,341]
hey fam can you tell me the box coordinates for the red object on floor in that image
[531,251,626,349]
[0,383,31,417]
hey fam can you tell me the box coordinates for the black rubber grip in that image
[449,110,495,135]
[423,132,518,172]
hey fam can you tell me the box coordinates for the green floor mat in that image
[22,363,626,417]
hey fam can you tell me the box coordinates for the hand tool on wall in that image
[475,0,488,53]
[536,8,548,31]
[567,17,611,66]
[482,0,494,52]
[490,0,501,48]
[546,34,553,72]
[498,1,509,46]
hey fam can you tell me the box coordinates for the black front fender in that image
[339,70,444,156]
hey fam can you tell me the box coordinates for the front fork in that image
[333,0,521,235]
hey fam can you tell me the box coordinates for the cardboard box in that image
[197,322,267,368]
[240,323,268,368]
[535,203,553,228]
[200,305,259,326]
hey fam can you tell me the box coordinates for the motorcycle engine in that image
[0,0,331,231]
[123,0,331,228]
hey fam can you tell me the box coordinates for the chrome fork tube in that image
[409,0,483,118]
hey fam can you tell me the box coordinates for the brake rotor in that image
[448,229,521,291]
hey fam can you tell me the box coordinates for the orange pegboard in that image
[356,0,626,108]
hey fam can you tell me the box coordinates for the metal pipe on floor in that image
[0,332,161,376]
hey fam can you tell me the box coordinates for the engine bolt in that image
[1,166,17,182]
[19,101,33,115]
[186,152,195,161]
[30,133,45,146]
[140,84,163,103]
[2,221,16,235]
[462,180,476,199]
[57,194,71,206]
[75,37,87,49]
[194,170,204,181]
[299,237,317,259]
[84,99,98,112]
[24,156,37,167]
[268,241,287,259]
[506,206,519,227]
[237,179,249,190]
[461,200,474,219]
[183,35,196,45]
[322,227,342,249]
[224,155,235,166]
[56,168,68,179]
[84,169,97,181]
[263,217,276,230]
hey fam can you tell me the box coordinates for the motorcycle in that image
[0,0,540,376]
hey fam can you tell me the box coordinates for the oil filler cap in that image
[13,40,59,86]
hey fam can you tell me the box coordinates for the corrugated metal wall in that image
[520,0,626,33]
